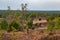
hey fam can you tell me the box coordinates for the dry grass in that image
[0,30,60,40]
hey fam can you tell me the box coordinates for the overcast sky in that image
[0,0,60,10]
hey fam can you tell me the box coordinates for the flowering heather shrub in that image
[1,32,28,40]
[0,31,60,40]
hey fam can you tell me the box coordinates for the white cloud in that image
[27,0,60,10]
[0,0,60,10]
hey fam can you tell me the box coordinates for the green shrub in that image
[0,20,8,31]
[8,20,23,32]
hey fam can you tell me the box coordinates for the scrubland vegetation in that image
[0,6,60,40]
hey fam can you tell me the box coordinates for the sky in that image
[0,0,60,10]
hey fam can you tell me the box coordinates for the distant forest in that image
[0,10,60,14]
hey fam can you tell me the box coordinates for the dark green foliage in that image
[8,20,23,32]
[43,13,48,16]
[24,18,35,33]
[2,13,7,18]
[24,26,29,33]
[47,14,55,21]
[29,13,36,18]
[27,18,33,29]
[47,17,60,32]
[29,13,41,18]
[0,20,8,30]
[54,17,60,29]
[47,20,55,32]
[27,19,32,28]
